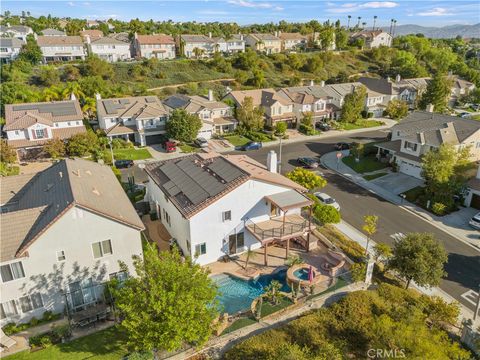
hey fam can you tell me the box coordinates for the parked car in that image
[469,212,480,230]
[241,141,262,151]
[194,137,209,148]
[316,122,331,131]
[314,192,341,211]
[297,157,319,168]
[334,142,350,150]
[114,159,134,169]
[459,112,471,118]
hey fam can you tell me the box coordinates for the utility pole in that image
[278,135,283,174]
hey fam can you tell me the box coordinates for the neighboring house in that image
[0,38,23,64]
[80,29,103,42]
[85,20,100,28]
[224,88,296,128]
[133,33,176,60]
[96,95,168,146]
[163,91,236,139]
[308,31,336,51]
[449,76,475,106]
[0,24,33,41]
[0,158,144,326]
[4,100,86,160]
[40,28,66,37]
[277,32,308,51]
[375,111,480,179]
[36,35,86,62]
[145,151,314,266]
[350,30,392,48]
[245,33,282,54]
[225,34,246,54]
[465,166,480,209]
[179,34,223,58]
[85,36,131,62]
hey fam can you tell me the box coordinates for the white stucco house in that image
[376,111,480,179]
[350,30,392,48]
[0,38,23,63]
[86,36,131,62]
[0,24,33,41]
[96,95,169,146]
[245,33,282,54]
[0,158,144,326]
[145,151,315,266]
[36,35,86,62]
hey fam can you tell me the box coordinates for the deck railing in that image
[245,216,310,241]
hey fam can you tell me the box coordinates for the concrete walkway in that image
[321,151,480,250]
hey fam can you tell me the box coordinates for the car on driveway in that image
[241,141,262,151]
[469,212,480,230]
[316,122,331,131]
[297,157,319,168]
[334,142,350,150]
[314,192,341,211]
[459,112,471,118]
[194,137,209,148]
[114,159,134,169]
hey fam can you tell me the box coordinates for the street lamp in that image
[108,139,115,165]
[278,135,283,174]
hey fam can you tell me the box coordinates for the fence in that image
[245,217,310,241]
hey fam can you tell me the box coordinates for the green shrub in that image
[29,317,39,326]
[318,225,364,262]
[350,262,367,282]
[298,124,316,135]
[247,131,272,142]
[111,138,133,149]
[42,310,54,321]
[431,202,447,216]
[313,204,341,224]
[2,323,18,336]
[111,166,122,182]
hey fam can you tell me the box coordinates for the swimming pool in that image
[211,269,290,314]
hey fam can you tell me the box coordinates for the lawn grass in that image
[341,120,384,130]
[5,327,130,360]
[316,225,364,262]
[470,114,480,121]
[179,143,200,153]
[0,162,20,176]
[260,296,294,318]
[222,317,257,335]
[113,148,152,160]
[402,186,425,203]
[342,155,388,174]
[363,172,388,181]
[225,135,250,147]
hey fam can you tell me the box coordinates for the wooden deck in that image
[246,214,314,243]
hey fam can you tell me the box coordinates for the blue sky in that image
[3,0,479,27]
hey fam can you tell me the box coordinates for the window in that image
[55,123,59,127]
[403,141,417,152]
[222,210,231,222]
[14,130,19,135]
[1,261,25,282]
[57,250,66,262]
[19,294,43,313]
[68,278,95,309]
[109,271,127,282]
[236,232,245,248]
[91,240,113,259]
[195,243,207,256]
[0,300,18,319]
[35,129,46,139]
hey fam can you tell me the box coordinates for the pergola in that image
[246,190,315,266]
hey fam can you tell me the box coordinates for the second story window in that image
[1,261,25,283]
[222,210,231,222]
[35,129,46,139]
[403,141,417,152]
[57,250,66,262]
[92,240,113,259]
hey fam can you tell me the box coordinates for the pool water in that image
[212,269,290,314]
[293,268,309,281]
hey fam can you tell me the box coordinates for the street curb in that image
[320,153,480,253]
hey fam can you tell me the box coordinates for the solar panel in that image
[165,96,189,109]
[103,100,125,115]
[145,96,157,103]
[119,99,131,105]
[13,102,78,117]
[207,158,243,182]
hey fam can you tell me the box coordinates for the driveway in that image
[371,172,424,195]
[440,207,480,249]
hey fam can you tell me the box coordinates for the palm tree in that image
[244,248,256,270]
[347,15,351,29]
[42,86,62,102]
[362,22,367,29]
[373,15,377,31]
[193,47,204,59]
[389,18,394,35]
[81,97,96,121]
[392,19,397,37]
[357,16,361,28]
[61,82,85,101]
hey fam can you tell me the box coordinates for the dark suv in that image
[115,159,134,169]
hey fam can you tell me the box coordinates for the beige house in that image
[0,158,144,326]
[277,32,307,51]
[36,35,86,62]
[134,33,176,60]
[245,33,282,54]
[350,30,392,48]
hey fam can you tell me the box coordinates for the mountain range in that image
[380,23,480,38]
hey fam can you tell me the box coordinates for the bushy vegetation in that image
[317,225,365,262]
[2,311,62,335]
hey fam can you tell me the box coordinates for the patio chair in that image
[0,328,16,350]
[78,319,90,328]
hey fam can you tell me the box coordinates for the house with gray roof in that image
[375,111,480,178]
[0,24,33,41]
[39,28,66,37]
[0,158,144,326]
[0,38,23,63]
[96,95,168,146]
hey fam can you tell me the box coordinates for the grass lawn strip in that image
[113,148,152,160]
[179,143,200,153]
[221,317,257,335]
[224,135,250,147]
[342,155,388,174]
[261,296,294,318]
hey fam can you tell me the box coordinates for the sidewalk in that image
[334,220,477,325]
[321,151,480,250]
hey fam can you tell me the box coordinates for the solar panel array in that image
[206,157,243,182]
[103,100,126,115]
[164,95,189,109]
[145,96,158,103]
[119,99,131,105]
[13,102,78,117]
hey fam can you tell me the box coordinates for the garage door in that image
[471,194,480,210]
[399,161,422,179]
[145,134,166,145]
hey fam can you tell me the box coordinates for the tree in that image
[18,35,42,64]
[274,121,287,137]
[236,96,264,132]
[350,142,364,160]
[362,215,378,255]
[419,295,460,329]
[384,99,408,120]
[251,68,265,88]
[419,73,452,113]
[244,248,257,270]
[36,65,60,86]
[350,262,366,282]
[286,167,327,190]
[61,64,81,82]
[165,109,202,143]
[373,242,392,263]
[388,232,448,289]
[299,112,315,135]
[113,245,218,357]
[193,47,205,59]
[66,131,100,156]
[80,56,114,79]
[313,203,341,224]
[0,139,17,164]
[340,85,367,123]
[43,138,66,159]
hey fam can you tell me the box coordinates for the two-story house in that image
[96,95,169,146]
[36,35,86,62]
[224,88,296,128]
[134,33,176,60]
[85,36,131,62]
[0,38,23,63]
[0,158,144,326]
[145,151,314,266]
[0,24,33,41]
[449,76,476,106]
[4,100,87,160]
[350,30,392,48]
[163,91,236,139]
[245,33,282,54]
[277,32,308,51]
[375,111,480,179]
[225,34,245,54]
[179,34,220,58]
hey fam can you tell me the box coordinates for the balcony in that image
[246,214,314,243]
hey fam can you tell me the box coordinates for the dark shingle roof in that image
[0,38,24,48]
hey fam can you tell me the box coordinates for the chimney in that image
[208,32,212,38]
[240,34,243,41]
[70,92,76,100]
[418,132,425,144]
[85,34,91,44]
[309,80,314,86]
[426,104,434,113]
[266,150,277,173]
[134,32,138,40]
[6,23,10,28]
[208,89,214,101]
[395,74,401,83]
[95,92,102,100]
[476,165,480,180]
[320,80,325,87]
[386,76,391,82]
[274,30,278,37]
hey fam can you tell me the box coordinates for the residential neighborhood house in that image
[133,33,176,60]
[85,35,131,62]
[0,38,23,63]
[3,100,87,160]
[350,30,392,48]
[0,158,144,326]
[40,28,67,37]
[0,24,33,41]
[244,33,282,54]
[277,31,308,51]
[36,35,86,62]
[80,29,104,42]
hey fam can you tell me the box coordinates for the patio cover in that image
[265,190,312,211]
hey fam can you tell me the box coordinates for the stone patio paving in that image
[142,216,171,252]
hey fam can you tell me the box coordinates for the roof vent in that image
[85,170,92,176]
[45,183,55,192]
[92,187,100,196]
[59,171,63,178]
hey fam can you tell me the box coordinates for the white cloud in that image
[361,1,398,9]
[68,2,75,6]
[327,1,398,14]
[418,7,453,16]
[227,0,281,10]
